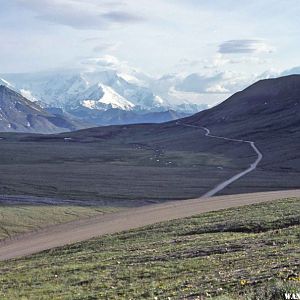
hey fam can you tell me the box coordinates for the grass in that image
[1,121,299,202]
[0,197,299,299]
[0,205,118,240]
[0,124,248,203]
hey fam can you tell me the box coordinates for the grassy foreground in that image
[0,205,117,240]
[0,198,299,299]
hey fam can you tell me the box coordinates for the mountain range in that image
[0,69,207,130]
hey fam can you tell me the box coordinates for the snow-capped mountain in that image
[0,67,207,126]
[80,83,135,111]
[82,70,168,111]
[1,70,168,111]
[1,72,90,108]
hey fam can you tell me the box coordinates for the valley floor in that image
[0,124,256,203]
[1,122,299,204]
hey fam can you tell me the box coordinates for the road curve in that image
[0,190,300,261]
[177,122,263,197]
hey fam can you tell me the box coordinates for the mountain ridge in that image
[0,85,87,133]
[0,70,206,115]
[182,74,300,137]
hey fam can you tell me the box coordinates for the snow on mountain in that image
[0,54,224,127]
[0,78,41,104]
[0,78,15,90]
[38,73,90,107]
[118,73,145,86]
[0,66,208,127]
[82,70,167,111]
[20,89,38,102]
[81,83,135,111]
[0,72,90,108]
[1,70,169,111]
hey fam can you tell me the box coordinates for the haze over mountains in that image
[2,55,299,132]
[0,67,207,128]
[1,69,300,144]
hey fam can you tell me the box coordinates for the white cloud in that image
[175,70,255,95]
[205,84,229,93]
[1,0,298,83]
[175,72,229,94]
[203,54,270,69]
[218,39,275,54]
[79,55,141,76]
[203,54,231,69]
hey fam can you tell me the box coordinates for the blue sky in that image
[0,0,299,79]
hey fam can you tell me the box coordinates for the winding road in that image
[177,122,263,197]
[1,122,292,262]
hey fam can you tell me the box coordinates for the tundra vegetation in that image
[0,205,118,240]
[0,198,299,299]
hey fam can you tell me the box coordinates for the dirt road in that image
[177,122,263,197]
[0,189,299,261]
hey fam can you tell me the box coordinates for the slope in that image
[0,195,299,299]
[179,75,300,194]
[0,86,87,133]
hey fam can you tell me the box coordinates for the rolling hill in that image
[184,75,300,136]
[180,75,300,194]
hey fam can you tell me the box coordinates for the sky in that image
[0,0,300,104]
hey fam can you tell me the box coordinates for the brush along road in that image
[0,190,299,261]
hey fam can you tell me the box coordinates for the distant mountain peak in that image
[81,83,135,111]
